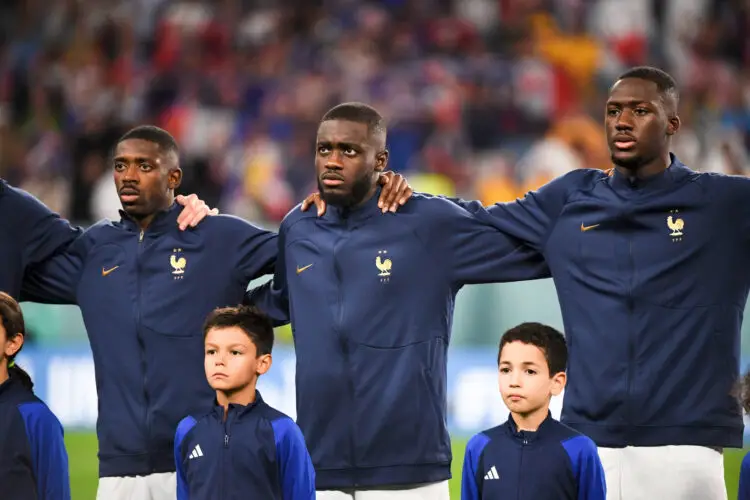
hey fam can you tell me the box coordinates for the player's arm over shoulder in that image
[439,168,602,252]
[407,194,549,285]
[19,221,106,304]
[202,214,280,282]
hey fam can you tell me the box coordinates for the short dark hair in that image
[321,102,386,136]
[0,292,33,390]
[616,66,679,106]
[498,322,567,375]
[202,305,274,356]
[117,125,179,155]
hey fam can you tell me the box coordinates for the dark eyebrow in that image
[316,141,363,150]
[113,156,154,163]
[606,99,654,107]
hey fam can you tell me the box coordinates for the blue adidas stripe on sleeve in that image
[462,432,491,500]
[271,417,315,500]
[18,401,71,500]
[174,416,198,500]
[561,435,607,500]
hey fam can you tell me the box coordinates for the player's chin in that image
[610,150,642,167]
[320,189,353,206]
[120,201,146,215]
[208,378,235,391]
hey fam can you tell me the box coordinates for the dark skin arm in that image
[301,171,413,215]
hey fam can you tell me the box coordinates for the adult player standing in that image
[250,103,548,500]
[374,66,739,500]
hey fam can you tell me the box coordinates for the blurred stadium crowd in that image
[0,0,748,227]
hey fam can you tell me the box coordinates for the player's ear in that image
[666,115,681,136]
[256,354,272,376]
[375,150,388,172]
[550,371,566,396]
[168,167,183,191]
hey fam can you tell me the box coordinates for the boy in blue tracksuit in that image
[0,291,70,500]
[174,305,314,500]
[248,103,549,499]
[461,322,605,500]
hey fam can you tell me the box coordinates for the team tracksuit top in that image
[248,189,548,489]
[175,391,315,499]
[21,203,278,477]
[462,413,606,500]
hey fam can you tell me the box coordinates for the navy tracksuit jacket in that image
[21,203,278,477]
[454,155,749,448]
[0,180,79,299]
[174,392,315,500]
[248,190,548,489]
[461,414,606,500]
[0,375,71,500]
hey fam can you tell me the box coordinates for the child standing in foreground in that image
[461,322,606,500]
[174,305,315,499]
[0,291,70,500]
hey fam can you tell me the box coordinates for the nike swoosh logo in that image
[296,264,313,274]
[102,266,119,277]
[580,223,600,232]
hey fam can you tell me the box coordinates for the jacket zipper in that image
[220,412,231,499]
[626,234,635,437]
[332,225,358,486]
[135,229,153,471]
[517,436,527,500]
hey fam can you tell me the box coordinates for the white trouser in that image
[316,480,450,500]
[96,472,176,500]
[599,446,727,500]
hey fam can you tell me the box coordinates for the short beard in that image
[611,151,656,172]
[318,173,374,209]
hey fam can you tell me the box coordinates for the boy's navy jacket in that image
[461,414,605,500]
[0,180,80,299]
[453,155,750,448]
[174,391,315,500]
[0,375,71,500]
[20,203,277,477]
[248,190,549,489]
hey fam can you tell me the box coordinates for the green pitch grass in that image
[65,432,747,499]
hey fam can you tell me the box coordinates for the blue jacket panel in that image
[175,392,314,500]
[0,376,70,500]
[453,155,748,448]
[21,204,278,477]
[739,452,750,500]
[248,190,548,489]
[461,415,605,500]
[0,180,80,299]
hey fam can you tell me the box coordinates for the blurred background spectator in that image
[0,0,748,226]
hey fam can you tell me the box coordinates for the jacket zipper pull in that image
[224,434,229,448]
[139,230,144,242]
